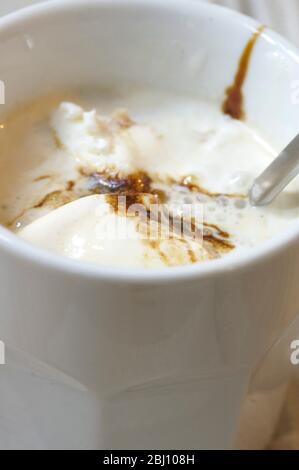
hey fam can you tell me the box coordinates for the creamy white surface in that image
[19,195,153,268]
[19,195,212,268]
[51,102,138,175]
[51,99,274,194]
[2,88,299,268]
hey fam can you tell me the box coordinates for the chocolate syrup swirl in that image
[222,25,265,120]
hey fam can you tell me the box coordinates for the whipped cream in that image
[19,195,213,268]
[51,102,138,175]
[1,88,298,269]
[51,99,275,196]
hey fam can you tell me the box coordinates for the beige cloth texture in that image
[201,0,299,47]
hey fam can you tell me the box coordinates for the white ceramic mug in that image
[0,0,299,450]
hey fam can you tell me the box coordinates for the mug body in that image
[0,0,299,449]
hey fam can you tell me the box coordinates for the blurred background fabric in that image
[201,0,299,47]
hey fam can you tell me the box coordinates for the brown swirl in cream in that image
[222,25,265,120]
[85,172,235,255]
[11,170,236,258]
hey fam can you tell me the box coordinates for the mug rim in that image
[0,0,299,284]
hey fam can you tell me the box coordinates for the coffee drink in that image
[0,87,297,268]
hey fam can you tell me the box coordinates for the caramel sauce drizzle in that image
[222,25,265,120]
[87,172,235,254]
[203,229,233,252]
[33,188,76,209]
[90,171,158,213]
[179,176,246,199]
[33,174,51,182]
[12,171,235,258]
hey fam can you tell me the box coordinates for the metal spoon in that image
[249,133,299,206]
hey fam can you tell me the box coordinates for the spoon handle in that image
[249,133,299,206]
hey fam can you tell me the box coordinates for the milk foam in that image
[1,88,298,268]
